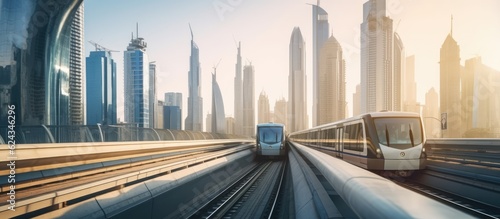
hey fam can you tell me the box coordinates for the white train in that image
[288,112,426,176]
[255,123,286,159]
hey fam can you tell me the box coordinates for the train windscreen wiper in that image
[409,124,415,147]
[385,125,390,147]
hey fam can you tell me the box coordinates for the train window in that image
[343,123,363,152]
[327,128,336,148]
[258,126,283,144]
[374,117,423,149]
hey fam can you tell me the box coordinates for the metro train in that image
[255,123,286,159]
[288,112,426,176]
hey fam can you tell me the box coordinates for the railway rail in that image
[187,161,286,219]
[395,179,500,218]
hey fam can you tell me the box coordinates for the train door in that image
[337,127,344,158]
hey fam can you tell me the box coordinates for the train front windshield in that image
[258,127,283,144]
[374,117,423,149]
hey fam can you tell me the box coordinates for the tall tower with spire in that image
[124,23,150,127]
[185,24,204,131]
[211,64,226,133]
[440,15,462,137]
[234,42,243,135]
[289,27,308,133]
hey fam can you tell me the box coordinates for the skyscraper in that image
[124,24,150,128]
[439,20,461,138]
[317,35,345,125]
[353,84,361,116]
[185,25,203,131]
[164,92,182,130]
[360,0,394,113]
[462,57,500,136]
[258,91,271,124]
[164,106,181,130]
[0,0,83,127]
[423,87,440,138]
[289,27,307,133]
[225,117,235,135]
[211,67,226,133]
[403,55,418,113]
[69,3,85,125]
[393,32,404,111]
[206,113,212,133]
[312,1,330,127]
[274,98,288,127]
[234,42,243,135]
[156,100,164,129]
[165,92,183,109]
[149,62,157,128]
[243,64,255,137]
[86,49,117,125]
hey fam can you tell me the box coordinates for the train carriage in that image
[288,112,426,176]
[256,123,286,159]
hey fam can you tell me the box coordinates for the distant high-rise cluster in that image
[438,18,500,138]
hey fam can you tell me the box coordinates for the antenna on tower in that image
[232,35,238,48]
[395,19,401,32]
[213,58,222,77]
[450,15,453,36]
[189,23,194,40]
[136,22,139,38]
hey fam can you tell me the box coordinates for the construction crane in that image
[88,40,119,54]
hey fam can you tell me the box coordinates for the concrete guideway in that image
[0,140,253,218]
[290,142,475,218]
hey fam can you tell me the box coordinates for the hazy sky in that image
[84,0,500,129]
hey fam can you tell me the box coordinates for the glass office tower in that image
[0,0,83,127]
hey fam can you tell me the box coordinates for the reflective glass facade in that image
[211,72,226,133]
[124,36,150,128]
[86,50,117,125]
[164,106,181,130]
[0,0,83,126]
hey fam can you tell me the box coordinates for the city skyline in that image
[82,0,500,129]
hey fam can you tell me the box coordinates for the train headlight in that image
[257,144,260,148]
[422,147,426,153]
[280,143,284,149]
[376,148,381,158]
